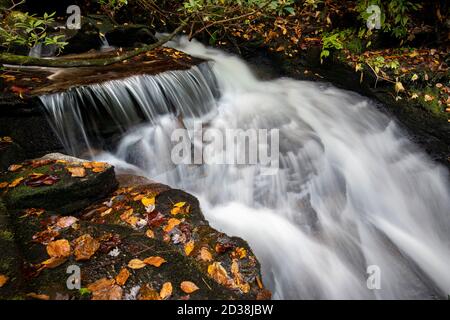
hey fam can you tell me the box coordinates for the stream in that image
[40,37,450,299]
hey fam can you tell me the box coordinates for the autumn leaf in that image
[234,247,247,259]
[180,281,199,294]
[0,274,9,288]
[163,218,181,233]
[395,81,405,94]
[26,293,50,300]
[8,164,22,172]
[424,94,435,102]
[9,177,24,187]
[145,229,155,238]
[174,202,186,208]
[25,174,59,187]
[141,197,155,207]
[184,240,194,256]
[87,278,122,300]
[73,234,100,261]
[0,182,8,188]
[160,282,172,300]
[20,208,45,218]
[128,258,146,269]
[46,239,71,258]
[41,256,68,269]
[171,207,181,215]
[199,247,213,262]
[143,256,166,267]
[138,284,161,300]
[115,268,130,286]
[55,216,78,229]
[208,262,231,286]
[67,167,86,178]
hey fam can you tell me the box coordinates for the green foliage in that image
[98,0,128,13]
[182,0,295,16]
[357,0,421,39]
[0,11,67,52]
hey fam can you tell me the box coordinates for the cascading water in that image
[40,37,450,299]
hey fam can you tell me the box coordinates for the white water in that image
[41,38,450,299]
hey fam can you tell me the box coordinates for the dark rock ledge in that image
[0,153,270,300]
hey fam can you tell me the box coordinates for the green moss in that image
[0,229,14,241]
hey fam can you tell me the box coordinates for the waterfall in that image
[40,37,450,299]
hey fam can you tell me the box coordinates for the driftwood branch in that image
[0,21,187,68]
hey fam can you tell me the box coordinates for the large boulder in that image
[0,153,118,214]
[0,154,270,300]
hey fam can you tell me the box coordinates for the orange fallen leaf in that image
[0,182,8,188]
[171,207,181,215]
[163,218,181,233]
[115,268,130,286]
[41,256,68,269]
[8,164,22,172]
[46,239,71,258]
[128,258,146,269]
[26,292,50,300]
[73,234,100,261]
[160,282,172,299]
[184,240,194,256]
[143,256,166,267]
[145,229,155,238]
[199,247,213,262]
[0,274,9,287]
[9,177,24,187]
[87,278,122,300]
[208,262,231,286]
[67,167,86,178]
[180,281,199,294]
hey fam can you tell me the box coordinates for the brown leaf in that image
[180,281,199,294]
[143,256,166,267]
[199,247,213,262]
[26,292,50,300]
[25,174,59,187]
[115,268,130,286]
[160,282,172,299]
[138,284,161,300]
[41,256,68,269]
[55,216,78,229]
[87,278,122,300]
[67,167,86,178]
[46,239,71,258]
[0,182,8,188]
[73,234,100,261]
[128,258,146,269]
[0,274,9,287]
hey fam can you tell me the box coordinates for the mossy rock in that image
[0,155,118,214]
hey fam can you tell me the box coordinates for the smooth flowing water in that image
[40,37,450,299]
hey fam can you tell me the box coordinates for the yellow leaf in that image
[115,268,130,286]
[0,274,9,288]
[9,177,24,187]
[141,197,155,207]
[67,167,86,178]
[160,282,172,299]
[128,258,146,269]
[46,239,71,258]
[411,74,419,81]
[174,202,186,208]
[170,207,181,215]
[145,229,155,238]
[424,94,434,102]
[395,81,405,93]
[143,256,166,267]
[163,218,181,233]
[184,240,194,256]
[180,281,199,294]
[235,247,247,259]
[207,262,230,286]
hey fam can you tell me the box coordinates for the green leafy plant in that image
[0,11,67,52]
[97,0,128,21]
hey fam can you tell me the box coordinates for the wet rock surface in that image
[0,154,269,300]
